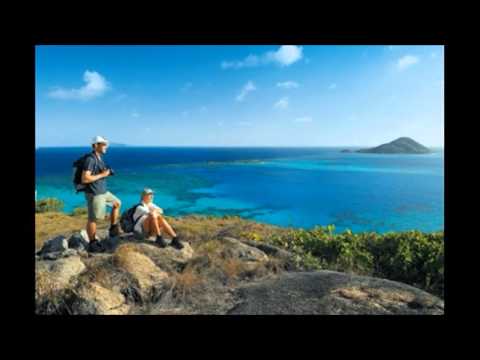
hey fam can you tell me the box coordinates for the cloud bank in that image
[48,70,110,100]
[222,46,303,69]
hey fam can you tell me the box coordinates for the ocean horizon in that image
[35,146,444,234]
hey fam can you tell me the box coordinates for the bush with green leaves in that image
[266,225,444,298]
[35,198,64,213]
[71,207,88,216]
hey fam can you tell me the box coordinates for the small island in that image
[357,137,431,154]
[340,149,353,153]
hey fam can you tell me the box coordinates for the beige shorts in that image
[85,191,121,221]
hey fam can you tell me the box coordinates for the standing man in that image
[81,136,122,251]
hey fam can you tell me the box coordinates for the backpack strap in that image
[132,203,145,226]
[88,152,99,174]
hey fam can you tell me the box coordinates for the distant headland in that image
[356,137,431,154]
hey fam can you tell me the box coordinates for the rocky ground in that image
[35,214,444,315]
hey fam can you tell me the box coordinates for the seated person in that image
[133,188,183,249]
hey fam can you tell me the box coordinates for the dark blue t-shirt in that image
[83,152,107,195]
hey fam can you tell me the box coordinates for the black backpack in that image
[72,153,96,193]
[120,203,143,233]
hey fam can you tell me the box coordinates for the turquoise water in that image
[35,147,444,233]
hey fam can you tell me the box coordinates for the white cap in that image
[91,135,109,145]
[142,188,154,196]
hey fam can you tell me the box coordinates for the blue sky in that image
[36,45,444,147]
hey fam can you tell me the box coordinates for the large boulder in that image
[240,239,296,269]
[220,237,269,262]
[112,244,169,294]
[219,237,269,272]
[68,282,130,315]
[119,241,194,273]
[228,271,444,315]
[36,256,86,298]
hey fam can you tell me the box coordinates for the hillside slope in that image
[35,213,444,315]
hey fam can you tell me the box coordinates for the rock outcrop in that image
[228,271,444,315]
[36,256,86,298]
[67,282,131,315]
[112,244,170,294]
[35,232,444,315]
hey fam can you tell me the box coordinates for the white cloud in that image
[277,81,299,89]
[236,81,256,102]
[131,110,140,118]
[182,110,190,117]
[48,70,110,100]
[294,116,312,123]
[329,83,337,90]
[222,45,303,69]
[274,97,289,110]
[217,121,224,127]
[199,106,208,113]
[267,45,303,67]
[397,55,419,70]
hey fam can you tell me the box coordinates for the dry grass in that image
[334,286,416,304]
[170,267,204,300]
[168,214,286,245]
[35,212,109,250]
[35,212,285,251]
[36,270,58,298]
[195,239,222,256]
[219,258,245,279]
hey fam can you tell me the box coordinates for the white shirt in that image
[133,201,163,233]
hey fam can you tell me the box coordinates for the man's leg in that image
[146,213,162,236]
[145,213,167,247]
[83,194,107,252]
[104,192,122,237]
[157,215,183,249]
[110,201,121,226]
[85,193,98,241]
[157,215,177,238]
[86,220,97,242]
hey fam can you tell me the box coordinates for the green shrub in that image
[35,198,64,213]
[265,226,444,298]
[71,207,88,216]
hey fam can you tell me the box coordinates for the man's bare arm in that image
[81,169,110,184]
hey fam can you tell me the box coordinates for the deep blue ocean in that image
[35,147,444,233]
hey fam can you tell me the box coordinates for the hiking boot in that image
[109,223,122,238]
[88,239,105,253]
[170,236,184,250]
[155,235,167,248]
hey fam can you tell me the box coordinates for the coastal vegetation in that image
[35,198,64,213]
[35,198,444,298]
